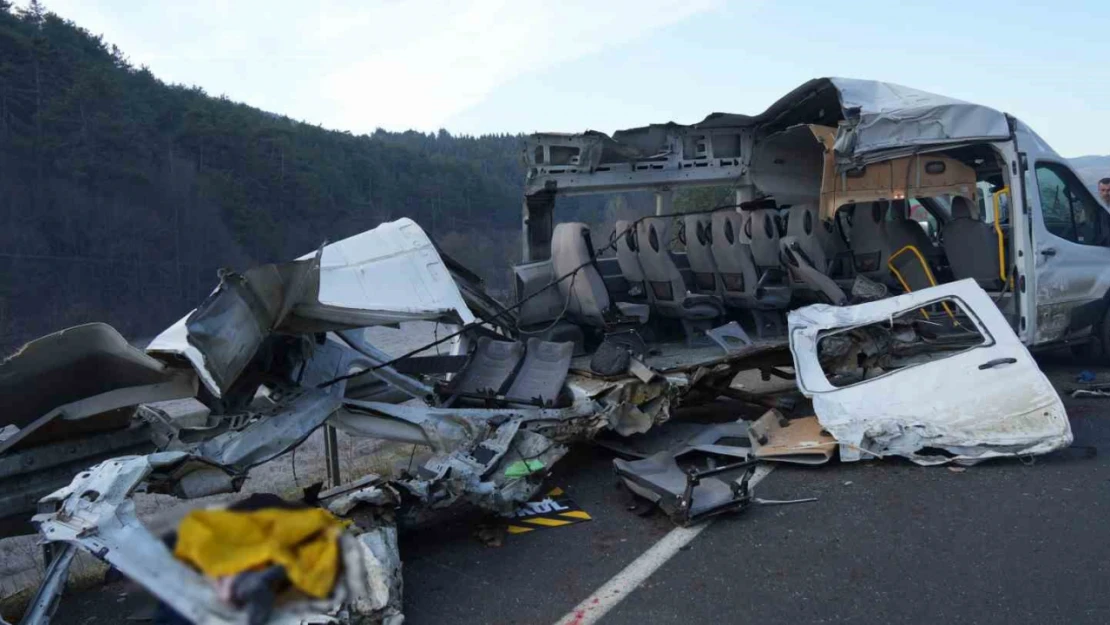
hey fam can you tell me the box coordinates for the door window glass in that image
[1036,163,1109,246]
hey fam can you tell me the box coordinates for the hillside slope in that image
[0,2,537,352]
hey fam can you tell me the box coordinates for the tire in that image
[1071,340,1103,363]
[1099,305,1110,363]
[1073,305,1110,364]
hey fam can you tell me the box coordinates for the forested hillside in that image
[0,1,618,353]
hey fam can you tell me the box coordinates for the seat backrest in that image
[885,199,934,256]
[785,205,829,274]
[943,195,1005,288]
[683,214,721,294]
[849,201,892,279]
[746,208,782,272]
[449,338,525,396]
[636,217,690,317]
[887,244,939,292]
[550,222,611,327]
[710,210,759,305]
[504,338,574,406]
[824,210,853,278]
[613,220,645,285]
[780,237,848,305]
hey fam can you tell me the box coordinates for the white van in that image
[516,78,1110,356]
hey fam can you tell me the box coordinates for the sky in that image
[29,0,1110,157]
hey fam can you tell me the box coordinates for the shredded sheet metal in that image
[531,78,1011,171]
[789,279,1072,465]
[826,77,1010,159]
[148,218,474,397]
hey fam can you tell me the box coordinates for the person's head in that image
[1099,178,1110,204]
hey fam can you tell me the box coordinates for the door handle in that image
[978,357,1017,370]
[1041,248,1057,257]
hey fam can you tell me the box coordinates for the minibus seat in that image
[636,217,724,323]
[551,222,650,328]
[780,236,848,305]
[746,208,783,274]
[784,204,831,273]
[886,199,936,259]
[850,201,894,282]
[710,210,760,308]
[683,213,722,295]
[943,196,1006,290]
[613,220,646,296]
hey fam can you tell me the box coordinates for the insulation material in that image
[749,411,836,465]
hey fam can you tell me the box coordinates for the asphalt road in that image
[49,357,1110,625]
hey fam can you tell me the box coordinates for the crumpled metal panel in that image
[827,77,1010,160]
[789,279,1072,465]
[530,77,1012,176]
[196,387,345,473]
[0,323,196,455]
[148,218,473,398]
[183,257,319,395]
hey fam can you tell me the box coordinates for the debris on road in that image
[503,487,592,535]
[1076,370,1098,384]
[749,411,836,465]
[1071,389,1110,399]
[790,280,1073,465]
[752,497,818,506]
[613,421,757,526]
[1068,381,1110,398]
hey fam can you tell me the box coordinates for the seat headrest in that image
[889,199,907,220]
[869,202,884,223]
[552,222,596,263]
[951,196,972,219]
[615,220,637,252]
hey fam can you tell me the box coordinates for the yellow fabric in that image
[174,507,349,599]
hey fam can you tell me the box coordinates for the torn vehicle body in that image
[0,323,197,536]
[789,279,1072,464]
[14,214,796,623]
[522,77,1110,355]
[147,217,476,400]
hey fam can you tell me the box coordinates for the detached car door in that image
[789,279,1071,465]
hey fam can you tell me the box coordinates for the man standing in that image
[1100,177,1110,206]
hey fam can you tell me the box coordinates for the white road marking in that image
[553,523,711,625]
[553,465,775,625]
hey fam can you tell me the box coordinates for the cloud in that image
[36,0,721,132]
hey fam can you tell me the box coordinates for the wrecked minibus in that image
[3,78,1079,624]
[520,77,1110,355]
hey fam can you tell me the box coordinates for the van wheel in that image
[1073,306,1110,364]
[1072,340,1103,363]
